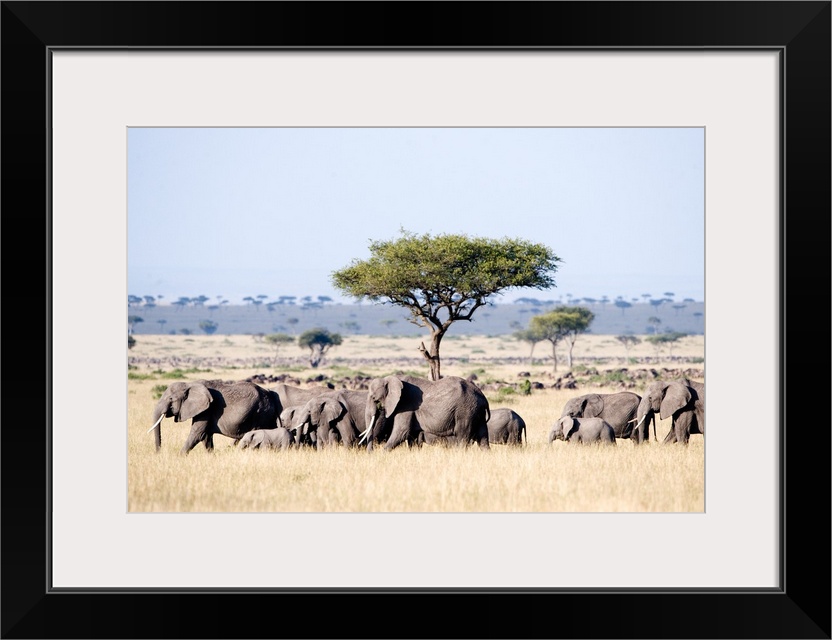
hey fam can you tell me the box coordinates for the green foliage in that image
[298,328,343,368]
[331,230,561,310]
[151,384,168,399]
[127,371,155,380]
[615,334,641,348]
[331,229,561,379]
[264,332,294,355]
[529,305,595,341]
[199,320,218,335]
[159,367,208,379]
[527,305,595,371]
[519,379,532,395]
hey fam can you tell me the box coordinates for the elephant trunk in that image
[634,396,656,443]
[358,413,376,447]
[148,403,168,451]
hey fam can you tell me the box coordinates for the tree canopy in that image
[528,305,595,372]
[298,328,343,368]
[331,229,561,379]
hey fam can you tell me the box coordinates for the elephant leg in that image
[181,420,211,455]
[204,433,215,451]
[674,412,692,444]
[475,424,490,449]
[383,417,413,451]
[335,422,356,448]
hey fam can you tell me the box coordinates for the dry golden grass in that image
[127,333,704,513]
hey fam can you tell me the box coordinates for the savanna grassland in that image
[127,333,705,513]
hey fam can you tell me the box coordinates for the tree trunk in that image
[419,330,445,380]
[551,341,558,373]
[567,342,575,369]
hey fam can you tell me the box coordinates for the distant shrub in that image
[159,367,208,379]
[128,372,155,381]
[151,384,168,399]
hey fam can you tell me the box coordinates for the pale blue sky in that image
[128,127,704,305]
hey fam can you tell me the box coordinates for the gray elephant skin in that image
[149,379,279,454]
[549,416,616,445]
[559,391,642,441]
[238,427,295,450]
[290,389,369,449]
[634,378,704,444]
[361,375,490,451]
[487,408,526,445]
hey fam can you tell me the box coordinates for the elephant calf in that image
[487,408,527,445]
[549,416,616,445]
[238,427,294,450]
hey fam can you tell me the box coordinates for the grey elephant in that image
[270,382,335,417]
[359,374,490,451]
[238,427,295,450]
[290,389,369,449]
[279,405,316,447]
[559,391,642,441]
[548,416,616,445]
[487,408,527,445]
[634,378,704,444]
[148,379,279,454]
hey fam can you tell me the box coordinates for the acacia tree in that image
[615,334,642,363]
[298,328,342,368]
[331,230,561,380]
[513,328,543,366]
[560,307,595,369]
[264,332,294,365]
[528,305,594,372]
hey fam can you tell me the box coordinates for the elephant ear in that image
[582,394,604,418]
[660,383,692,419]
[383,376,404,417]
[322,398,345,426]
[178,383,212,421]
[561,417,578,440]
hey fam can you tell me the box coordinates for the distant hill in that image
[128,300,704,337]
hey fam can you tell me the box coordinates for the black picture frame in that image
[2,2,829,638]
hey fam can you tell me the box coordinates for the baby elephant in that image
[238,427,295,450]
[487,408,527,445]
[548,416,616,445]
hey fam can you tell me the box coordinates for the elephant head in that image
[362,376,406,443]
[633,381,693,443]
[148,381,213,451]
[563,394,604,419]
[645,381,692,420]
[296,395,347,446]
[549,416,574,443]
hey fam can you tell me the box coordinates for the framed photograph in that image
[3,2,829,638]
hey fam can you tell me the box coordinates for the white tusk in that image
[147,413,165,433]
[633,414,647,430]
[358,414,376,445]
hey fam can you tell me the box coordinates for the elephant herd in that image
[147,375,704,455]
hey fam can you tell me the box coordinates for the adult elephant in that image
[633,378,704,444]
[148,379,279,454]
[270,382,334,417]
[290,389,368,449]
[359,375,490,451]
[487,408,527,445]
[559,391,642,441]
